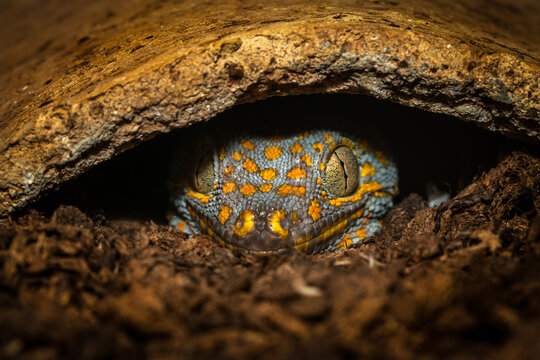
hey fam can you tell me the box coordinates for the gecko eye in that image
[325,146,359,197]
[193,150,216,193]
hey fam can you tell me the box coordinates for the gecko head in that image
[170,129,398,253]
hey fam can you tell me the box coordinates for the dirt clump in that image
[1,152,539,360]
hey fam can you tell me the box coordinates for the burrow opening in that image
[34,94,525,222]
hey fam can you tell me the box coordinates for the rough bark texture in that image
[0,0,539,219]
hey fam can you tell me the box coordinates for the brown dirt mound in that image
[1,151,539,360]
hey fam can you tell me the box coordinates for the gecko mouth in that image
[200,207,360,254]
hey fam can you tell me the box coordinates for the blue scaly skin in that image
[169,129,398,253]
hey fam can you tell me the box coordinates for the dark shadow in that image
[34,94,521,222]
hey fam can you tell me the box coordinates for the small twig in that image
[358,253,385,268]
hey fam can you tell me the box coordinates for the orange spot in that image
[242,140,256,150]
[277,184,306,197]
[187,190,213,204]
[218,206,232,225]
[361,162,376,177]
[260,168,277,181]
[231,152,242,161]
[354,228,367,240]
[319,162,325,171]
[176,220,187,232]
[259,184,273,192]
[351,208,365,219]
[297,131,311,140]
[233,210,255,237]
[268,210,289,239]
[323,133,334,144]
[308,199,321,221]
[243,158,259,173]
[219,148,226,161]
[199,217,207,231]
[187,205,196,219]
[287,168,306,179]
[290,212,298,224]
[265,146,283,160]
[336,233,353,249]
[290,143,303,153]
[329,182,382,207]
[223,167,234,176]
[240,183,257,196]
[301,153,312,166]
[375,151,390,166]
[223,181,237,194]
[316,177,323,185]
[312,143,324,153]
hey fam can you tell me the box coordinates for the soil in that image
[1,151,539,360]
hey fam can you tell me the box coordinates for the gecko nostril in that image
[233,210,256,237]
[267,210,289,239]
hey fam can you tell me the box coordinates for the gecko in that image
[169,128,398,253]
